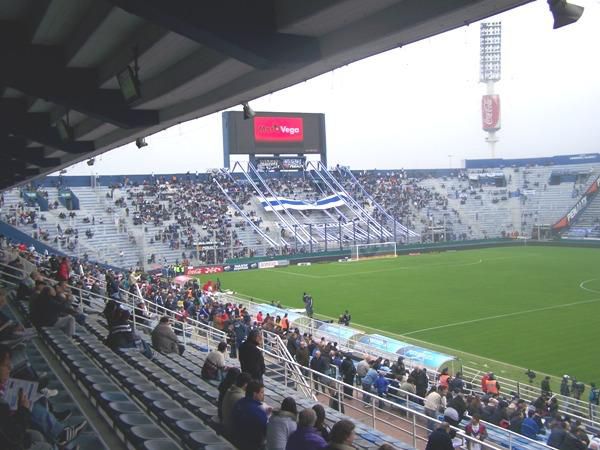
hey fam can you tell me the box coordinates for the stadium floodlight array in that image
[351,241,397,261]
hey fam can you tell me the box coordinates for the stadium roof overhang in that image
[0,0,533,191]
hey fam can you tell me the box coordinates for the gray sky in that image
[65,0,600,175]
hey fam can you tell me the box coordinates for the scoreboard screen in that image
[222,111,326,155]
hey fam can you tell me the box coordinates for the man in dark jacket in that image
[340,353,357,397]
[426,422,454,450]
[239,329,265,382]
[309,350,328,392]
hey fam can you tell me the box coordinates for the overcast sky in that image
[65,0,600,175]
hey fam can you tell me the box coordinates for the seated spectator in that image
[29,285,77,338]
[151,316,183,355]
[201,341,228,381]
[325,419,357,450]
[222,371,252,435]
[231,380,269,450]
[285,408,327,450]
[312,403,330,441]
[103,300,136,351]
[266,397,298,450]
[217,368,240,422]
[520,410,541,439]
[0,345,87,449]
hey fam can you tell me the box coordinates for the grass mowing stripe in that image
[403,296,600,335]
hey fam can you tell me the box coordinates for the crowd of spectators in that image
[2,235,600,450]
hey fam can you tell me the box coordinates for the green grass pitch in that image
[204,246,600,384]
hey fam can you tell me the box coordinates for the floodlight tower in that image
[479,22,502,158]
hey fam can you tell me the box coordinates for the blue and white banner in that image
[259,193,351,212]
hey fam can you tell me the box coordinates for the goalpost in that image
[351,241,397,261]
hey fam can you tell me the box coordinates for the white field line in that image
[231,290,567,378]
[579,278,600,294]
[403,296,600,336]
[270,258,484,280]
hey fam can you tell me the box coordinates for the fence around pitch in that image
[462,366,599,426]
[219,291,600,430]
[259,345,555,450]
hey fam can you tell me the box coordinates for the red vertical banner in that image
[482,95,501,131]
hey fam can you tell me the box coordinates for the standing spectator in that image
[589,382,599,406]
[449,372,464,393]
[424,386,448,431]
[361,362,378,405]
[374,371,390,408]
[425,422,454,450]
[295,340,310,373]
[356,356,370,386]
[481,372,491,394]
[266,397,298,450]
[310,350,328,392]
[285,408,327,450]
[340,353,357,398]
[485,373,500,396]
[414,367,429,401]
[541,376,552,396]
[231,381,269,450]
[465,415,487,450]
[560,376,571,397]
[390,356,406,379]
[151,316,183,355]
[239,329,266,382]
[56,257,70,282]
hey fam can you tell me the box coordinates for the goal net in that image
[351,242,397,261]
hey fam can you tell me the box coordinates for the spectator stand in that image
[0,248,589,450]
[462,366,599,430]
[220,291,600,437]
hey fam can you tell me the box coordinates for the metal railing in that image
[462,366,599,425]
[0,261,227,352]
[260,328,316,400]
[260,345,551,450]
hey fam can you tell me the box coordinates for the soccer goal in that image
[351,241,397,261]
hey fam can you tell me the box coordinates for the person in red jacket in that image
[57,257,70,282]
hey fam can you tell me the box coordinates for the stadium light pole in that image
[480,22,502,158]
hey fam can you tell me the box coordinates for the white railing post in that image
[371,400,376,429]
[412,413,417,448]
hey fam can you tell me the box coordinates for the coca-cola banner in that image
[482,95,501,131]
[185,266,224,275]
